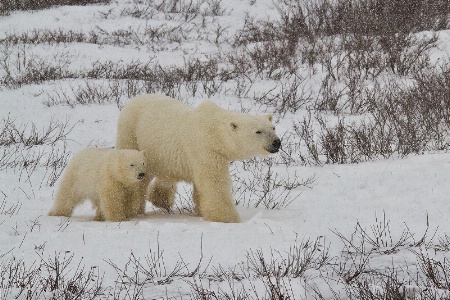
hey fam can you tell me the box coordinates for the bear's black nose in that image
[137,173,145,179]
[272,139,281,149]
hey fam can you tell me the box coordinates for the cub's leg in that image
[48,176,83,217]
[99,185,127,222]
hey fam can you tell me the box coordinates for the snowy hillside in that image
[0,0,449,298]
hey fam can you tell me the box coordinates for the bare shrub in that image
[0,191,21,216]
[43,58,228,107]
[0,24,188,48]
[0,252,104,299]
[0,29,87,45]
[293,74,449,165]
[415,250,450,291]
[328,214,450,299]
[247,237,330,279]
[0,0,110,16]
[43,81,124,108]
[0,46,75,89]
[0,145,70,186]
[312,0,449,36]
[0,117,72,185]
[232,158,315,209]
[0,116,73,147]
[291,112,322,166]
[253,75,313,115]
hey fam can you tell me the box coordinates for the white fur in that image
[116,94,280,223]
[49,148,147,222]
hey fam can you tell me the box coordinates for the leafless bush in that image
[313,33,437,114]
[0,0,110,16]
[369,75,450,156]
[434,235,450,252]
[312,0,449,36]
[41,145,71,187]
[0,191,21,216]
[0,29,87,45]
[174,186,196,214]
[0,116,73,148]
[0,145,71,186]
[291,112,322,166]
[247,237,330,279]
[0,46,74,89]
[232,159,315,209]
[0,24,188,48]
[107,235,207,299]
[0,117,72,185]
[43,58,228,107]
[43,81,124,108]
[293,77,449,164]
[344,272,414,300]
[333,212,417,257]
[0,252,104,299]
[326,214,450,299]
[253,75,314,115]
[415,250,450,292]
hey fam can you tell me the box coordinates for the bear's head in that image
[198,101,281,161]
[111,149,147,185]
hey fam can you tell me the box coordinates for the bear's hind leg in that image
[148,178,176,210]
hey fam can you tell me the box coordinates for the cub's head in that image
[198,101,281,160]
[112,149,146,185]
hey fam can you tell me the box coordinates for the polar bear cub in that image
[48,148,146,222]
[116,94,281,223]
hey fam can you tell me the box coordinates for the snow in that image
[0,0,449,298]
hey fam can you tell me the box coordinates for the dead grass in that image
[0,0,110,16]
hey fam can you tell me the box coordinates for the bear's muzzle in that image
[267,138,281,153]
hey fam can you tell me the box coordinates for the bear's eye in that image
[256,131,262,134]
[142,162,145,166]
[272,127,275,131]
[130,164,135,167]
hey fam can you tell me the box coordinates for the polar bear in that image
[48,148,147,222]
[116,94,281,223]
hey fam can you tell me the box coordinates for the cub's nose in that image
[137,173,145,180]
[272,139,281,149]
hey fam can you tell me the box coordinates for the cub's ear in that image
[266,114,273,122]
[230,122,238,130]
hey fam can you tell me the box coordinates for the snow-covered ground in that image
[0,0,449,299]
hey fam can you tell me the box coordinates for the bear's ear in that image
[266,114,273,122]
[230,122,238,130]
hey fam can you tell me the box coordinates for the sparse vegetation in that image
[0,0,111,16]
[0,0,449,298]
[0,252,105,299]
[0,215,449,299]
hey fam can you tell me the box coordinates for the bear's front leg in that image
[194,168,240,223]
[192,184,202,216]
[99,185,127,222]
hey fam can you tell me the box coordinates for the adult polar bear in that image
[116,94,281,223]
